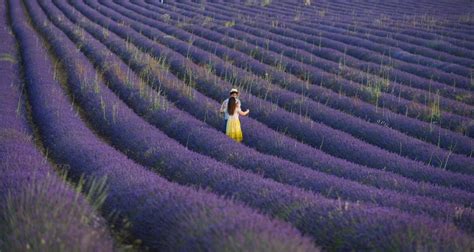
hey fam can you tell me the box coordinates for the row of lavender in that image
[233,0,474,35]
[192,0,474,80]
[157,0,473,123]
[169,0,474,115]
[209,0,474,48]
[167,0,474,121]
[79,0,474,225]
[54,0,474,208]
[275,0,474,44]
[129,0,474,159]
[181,0,474,121]
[288,0,474,50]
[0,0,114,250]
[4,0,474,250]
[218,0,474,68]
[27,0,474,250]
[11,0,408,249]
[242,0,474,66]
[44,0,474,233]
[82,0,474,189]
[111,0,474,170]
[13,0,318,251]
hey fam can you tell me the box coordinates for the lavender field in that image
[1,0,473,251]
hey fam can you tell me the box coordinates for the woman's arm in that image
[219,100,227,113]
[238,106,250,116]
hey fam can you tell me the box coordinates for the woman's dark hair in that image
[227,97,237,115]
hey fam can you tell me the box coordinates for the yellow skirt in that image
[226,118,243,142]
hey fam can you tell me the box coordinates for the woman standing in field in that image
[220,89,241,133]
[226,96,249,142]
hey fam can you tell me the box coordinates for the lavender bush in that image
[208,0,474,85]
[26,1,474,250]
[40,0,474,232]
[111,0,474,168]
[60,0,474,207]
[273,0,474,63]
[1,1,114,250]
[14,1,318,251]
[148,0,474,122]
[4,0,474,250]
[55,0,474,209]
[79,0,474,191]
[175,0,474,109]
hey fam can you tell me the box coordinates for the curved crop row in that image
[137,0,472,147]
[231,0,474,69]
[0,132,115,252]
[219,0,474,39]
[274,0,474,44]
[159,0,474,119]
[195,0,473,81]
[227,2,474,89]
[42,0,474,231]
[106,0,474,174]
[278,0,474,62]
[0,0,28,134]
[136,0,474,142]
[17,1,316,251]
[344,2,473,34]
[83,0,474,186]
[320,0,470,24]
[176,25,473,154]
[217,0,474,68]
[54,0,474,209]
[1,1,114,249]
[122,0,474,159]
[261,0,474,67]
[30,1,474,250]
[273,0,469,27]
[191,0,474,101]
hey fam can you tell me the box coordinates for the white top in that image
[220,98,241,120]
[228,105,242,120]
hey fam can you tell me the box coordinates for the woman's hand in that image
[239,109,250,116]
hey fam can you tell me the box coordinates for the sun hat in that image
[229,88,239,94]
